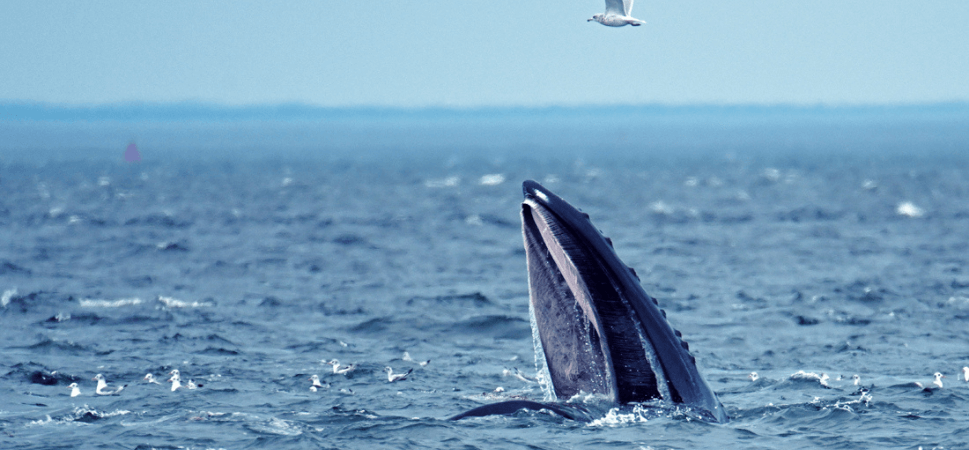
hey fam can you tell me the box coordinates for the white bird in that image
[186,379,200,390]
[915,372,945,390]
[92,374,126,395]
[144,373,162,385]
[503,367,535,383]
[852,374,861,386]
[962,367,968,382]
[309,374,326,392]
[168,369,182,391]
[588,0,645,27]
[403,352,431,367]
[385,366,413,382]
[747,372,759,382]
[327,359,356,375]
[68,382,81,397]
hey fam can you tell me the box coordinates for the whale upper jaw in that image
[521,180,727,423]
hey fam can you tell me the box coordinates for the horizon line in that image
[3,100,969,122]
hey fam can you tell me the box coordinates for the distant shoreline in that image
[3,101,967,163]
[2,101,968,123]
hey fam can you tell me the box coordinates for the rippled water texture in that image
[2,142,969,448]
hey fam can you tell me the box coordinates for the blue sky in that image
[2,1,968,107]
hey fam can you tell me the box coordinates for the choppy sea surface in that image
[2,110,969,449]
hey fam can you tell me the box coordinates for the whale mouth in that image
[520,180,727,422]
[522,185,664,404]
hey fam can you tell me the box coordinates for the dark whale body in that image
[451,181,727,423]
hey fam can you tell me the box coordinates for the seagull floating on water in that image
[851,374,861,386]
[168,369,182,391]
[962,367,968,382]
[327,359,357,375]
[68,382,81,397]
[588,0,645,27]
[385,366,413,382]
[915,372,945,390]
[309,374,326,392]
[747,372,759,382]
[144,373,162,385]
[93,374,126,395]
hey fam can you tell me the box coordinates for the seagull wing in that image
[604,0,625,15]
[623,0,634,16]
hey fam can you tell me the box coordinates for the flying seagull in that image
[588,0,645,27]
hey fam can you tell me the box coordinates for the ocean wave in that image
[454,315,530,340]
[155,240,190,252]
[245,417,303,436]
[157,296,213,308]
[80,297,143,308]
[27,405,131,427]
[1,261,31,276]
[405,292,493,307]
[425,176,460,188]
[124,213,192,228]
[25,338,92,354]
[1,290,66,313]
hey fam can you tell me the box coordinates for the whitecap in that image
[86,407,131,418]
[1,288,15,308]
[479,174,505,186]
[425,176,460,188]
[157,296,212,308]
[763,168,781,182]
[80,298,143,308]
[587,404,661,427]
[27,415,56,427]
[944,296,969,310]
[247,417,302,436]
[896,202,924,218]
[25,406,131,427]
[650,201,674,215]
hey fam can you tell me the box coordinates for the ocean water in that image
[2,109,969,449]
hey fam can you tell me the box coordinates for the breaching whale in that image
[451,180,727,423]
